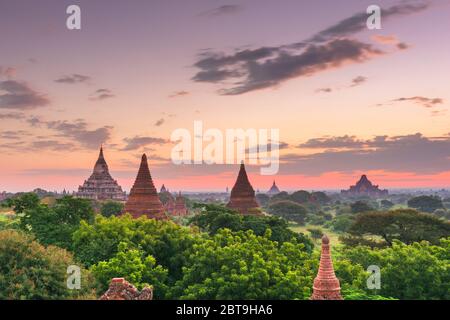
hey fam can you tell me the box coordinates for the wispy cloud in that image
[0,66,16,79]
[154,118,165,127]
[27,117,113,150]
[192,1,430,95]
[316,87,333,93]
[282,133,450,175]
[350,76,367,87]
[168,91,190,98]
[90,88,115,101]
[0,80,50,110]
[30,140,76,151]
[122,136,169,151]
[198,5,242,17]
[391,96,444,108]
[54,74,91,84]
[0,112,25,120]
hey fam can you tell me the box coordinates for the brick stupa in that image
[123,154,166,219]
[311,235,343,300]
[227,162,261,215]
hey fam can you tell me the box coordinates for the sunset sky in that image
[1,0,450,192]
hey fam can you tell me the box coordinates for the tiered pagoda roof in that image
[76,147,126,201]
[123,154,166,219]
[341,174,388,197]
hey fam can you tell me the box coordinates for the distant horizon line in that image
[2,186,450,195]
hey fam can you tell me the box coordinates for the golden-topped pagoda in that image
[227,162,261,215]
[123,154,166,219]
[76,147,126,201]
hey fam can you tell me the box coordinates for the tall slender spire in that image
[311,235,343,300]
[124,154,166,219]
[226,163,261,215]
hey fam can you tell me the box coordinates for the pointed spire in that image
[76,146,126,201]
[93,145,108,174]
[226,163,260,215]
[234,162,253,193]
[311,235,343,300]
[124,154,166,219]
[267,179,280,194]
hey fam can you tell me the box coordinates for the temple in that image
[123,154,167,219]
[227,163,261,215]
[311,235,343,300]
[341,174,388,198]
[160,184,167,193]
[76,147,126,201]
[267,180,280,195]
[165,192,188,216]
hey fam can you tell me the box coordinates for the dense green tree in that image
[307,227,323,240]
[2,192,40,213]
[329,214,354,233]
[169,229,315,299]
[73,214,197,283]
[0,229,95,300]
[351,201,373,213]
[339,238,450,300]
[189,204,313,251]
[341,288,395,300]
[380,199,394,210]
[345,209,450,246]
[408,195,444,213]
[290,190,311,204]
[434,209,450,220]
[267,200,308,225]
[19,196,95,249]
[310,191,331,204]
[91,242,169,298]
[269,191,290,202]
[100,201,124,217]
[306,214,326,225]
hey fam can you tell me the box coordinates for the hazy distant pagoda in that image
[341,174,388,198]
[227,162,261,215]
[267,180,280,195]
[76,147,126,201]
[124,154,166,219]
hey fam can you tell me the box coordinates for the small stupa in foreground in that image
[311,235,343,300]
